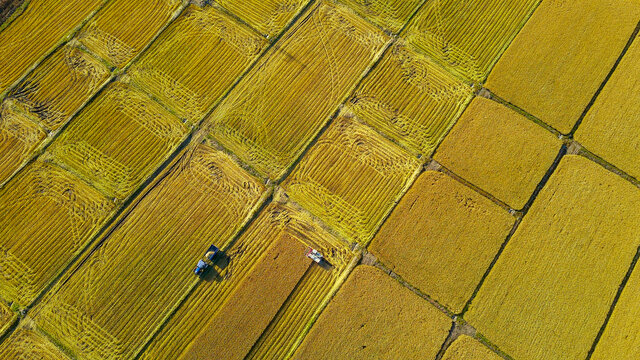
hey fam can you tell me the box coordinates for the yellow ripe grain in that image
[0,326,70,360]
[8,44,110,131]
[591,258,640,359]
[0,301,16,337]
[0,0,105,93]
[466,155,640,360]
[0,101,46,184]
[216,0,311,37]
[404,0,540,82]
[338,0,423,33]
[129,5,267,124]
[350,40,473,157]
[282,111,421,245]
[370,171,514,313]
[141,201,354,360]
[48,82,188,200]
[292,265,452,360]
[0,161,114,307]
[442,335,501,360]
[34,144,266,360]
[182,237,310,360]
[206,2,389,179]
[575,36,640,180]
[78,0,182,68]
[434,97,561,209]
[485,0,640,134]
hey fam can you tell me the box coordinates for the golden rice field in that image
[34,143,266,360]
[282,111,421,245]
[47,81,189,199]
[129,4,267,124]
[0,100,46,184]
[0,161,114,307]
[3,0,640,359]
[215,0,310,37]
[0,0,105,94]
[349,39,473,157]
[7,43,110,131]
[78,0,183,68]
[206,1,389,179]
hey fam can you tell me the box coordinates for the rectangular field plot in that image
[293,266,452,360]
[340,0,423,33]
[575,37,640,180]
[466,156,640,360]
[0,325,70,360]
[592,259,640,359]
[47,82,188,199]
[34,144,266,360]
[216,0,311,37]
[78,0,182,68]
[370,171,514,314]
[404,0,540,82]
[0,161,114,307]
[7,44,110,131]
[349,40,473,156]
[129,5,267,123]
[0,0,105,93]
[140,200,356,360]
[0,101,46,184]
[485,0,640,133]
[282,111,421,245]
[206,2,389,179]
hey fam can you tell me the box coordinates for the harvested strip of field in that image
[293,265,452,360]
[485,0,640,134]
[182,237,310,360]
[575,35,640,180]
[0,324,70,360]
[591,256,640,359]
[282,111,421,245]
[35,144,265,360]
[465,156,640,360]
[78,0,182,68]
[404,0,540,82]
[349,40,472,156]
[140,200,354,360]
[0,161,114,307]
[0,301,16,336]
[339,0,423,33]
[129,5,267,123]
[206,2,389,179]
[434,97,562,209]
[0,0,105,93]
[47,82,188,199]
[442,335,501,360]
[370,171,514,313]
[7,44,110,131]
[0,101,46,184]
[216,0,311,37]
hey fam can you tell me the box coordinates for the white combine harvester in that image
[305,247,324,264]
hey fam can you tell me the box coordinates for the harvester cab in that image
[194,245,219,276]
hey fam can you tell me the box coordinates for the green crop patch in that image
[370,171,514,313]
[282,111,421,245]
[466,156,640,360]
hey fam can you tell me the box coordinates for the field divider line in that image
[0,2,190,192]
[569,20,640,136]
[0,0,31,32]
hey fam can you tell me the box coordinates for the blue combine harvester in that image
[194,245,219,276]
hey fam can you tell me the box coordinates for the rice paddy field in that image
[2,1,640,359]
